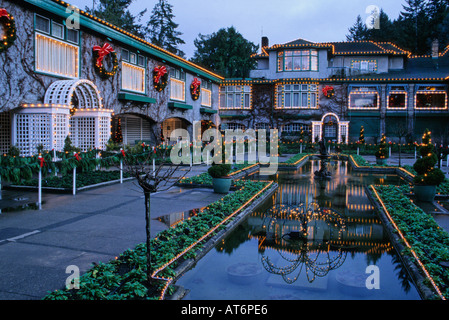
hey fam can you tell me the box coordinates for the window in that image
[121,49,146,94]
[121,62,145,93]
[35,33,79,78]
[276,84,318,109]
[34,14,80,78]
[277,49,318,72]
[351,60,377,73]
[201,81,212,107]
[388,92,407,110]
[170,68,186,101]
[415,89,447,110]
[219,85,251,109]
[349,89,379,110]
[222,123,245,131]
[35,15,50,33]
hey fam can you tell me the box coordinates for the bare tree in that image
[122,148,190,284]
[393,124,408,167]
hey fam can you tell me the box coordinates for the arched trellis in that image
[13,80,113,156]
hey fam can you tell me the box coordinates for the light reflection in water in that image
[176,160,422,300]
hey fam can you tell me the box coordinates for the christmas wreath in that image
[0,8,17,53]
[322,85,335,98]
[153,66,168,92]
[190,78,201,101]
[92,43,118,79]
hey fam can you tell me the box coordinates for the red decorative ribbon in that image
[0,8,10,20]
[92,43,114,67]
[191,78,201,95]
[153,147,157,154]
[74,153,81,161]
[154,66,167,84]
[38,157,46,168]
[322,86,334,97]
[121,149,126,157]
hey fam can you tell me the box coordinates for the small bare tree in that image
[394,124,408,167]
[122,147,190,284]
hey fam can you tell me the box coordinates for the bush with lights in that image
[413,129,445,186]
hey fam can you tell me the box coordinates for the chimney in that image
[432,39,439,69]
[432,39,439,59]
[261,36,269,48]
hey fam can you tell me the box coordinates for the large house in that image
[220,37,449,144]
[1,0,449,157]
[0,0,222,156]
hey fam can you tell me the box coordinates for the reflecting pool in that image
[176,159,422,300]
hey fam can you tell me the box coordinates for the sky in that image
[68,0,406,59]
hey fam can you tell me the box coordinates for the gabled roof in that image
[257,38,411,57]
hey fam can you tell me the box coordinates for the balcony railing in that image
[327,67,375,78]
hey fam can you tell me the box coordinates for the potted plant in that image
[375,134,389,165]
[413,129,445,202]
[208,163,232,194]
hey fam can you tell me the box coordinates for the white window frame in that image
[219,85,251,109]
[276,84,318,109]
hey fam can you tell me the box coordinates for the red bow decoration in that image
[38,157,46,168]
[74,153,81,161]
[191,78,201,95]
[0,8,10,20]
[322,86,334,97]
[153,147,157,154]
[121,149,126,157]
[154,66,167,84]
[92,43,114,67]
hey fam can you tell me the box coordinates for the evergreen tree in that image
[86,0,146,38]
[145,0,185,58]
[346,15,368,41]
[191,26,258,78]
[397,0,431,54]
[366,9,395,42]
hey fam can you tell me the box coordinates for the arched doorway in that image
[13,80,112,155]
[114,113,157,146]
[161,117,191,145]
[311,113,349,144]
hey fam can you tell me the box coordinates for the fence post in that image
[38,154,42,210]
[73,152,77,196]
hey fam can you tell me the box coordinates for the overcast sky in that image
[68,0,406,59]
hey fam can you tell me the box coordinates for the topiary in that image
[208,164,231,178]
[413,129,445,186]
[375,134,388,159]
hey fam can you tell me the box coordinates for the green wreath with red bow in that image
[190,78,201,101]
[92,43,118,79]
[153,66,168,92]
[322,85,335,98]
[0,8,17,53]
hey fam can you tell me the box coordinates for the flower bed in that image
[43,180,274,300]
[371,185,449,300]
[179,163,258,186]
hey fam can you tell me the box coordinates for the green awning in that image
[200,108,218,114]
[168,102,193,110]
[118,93,156,104]
[220,114,249,119]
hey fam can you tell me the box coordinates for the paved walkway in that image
[0,165,225,300]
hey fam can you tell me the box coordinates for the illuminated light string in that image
[51,0,224,80]
[370,186,446,300]
[151,181,275,300]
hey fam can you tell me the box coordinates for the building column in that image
[380,84,387,135]
[407,84,415,139]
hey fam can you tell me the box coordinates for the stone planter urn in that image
[212,177,232,194]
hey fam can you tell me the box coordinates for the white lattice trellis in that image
[13,80,112,156]
[0,112,11,155]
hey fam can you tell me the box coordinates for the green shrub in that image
[413,129,445,186]
[207,164,231,178]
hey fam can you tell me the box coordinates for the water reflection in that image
[177,160,421,300]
